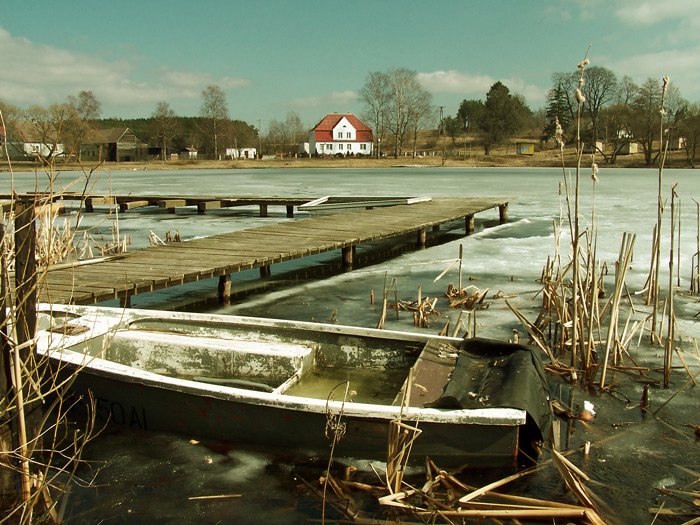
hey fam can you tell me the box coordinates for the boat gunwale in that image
[36,304,529,426]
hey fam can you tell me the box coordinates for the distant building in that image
[81,128,149,162]
[181,147,198,160]
[225,147,257,159]
[619,142,638,155]
[309,114,373,156]
[516,142,536,155]
[2,121,65,161]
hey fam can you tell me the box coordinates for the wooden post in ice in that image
[465,215,475,235]
[218,274,232,303]
[416,228,427,247]
[499,203,508,224]
[342,245,355,270]
[13,200,40,504]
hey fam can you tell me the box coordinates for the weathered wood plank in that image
[33,197,509,305]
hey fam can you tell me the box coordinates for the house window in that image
[346,132,352,138]
[337,132,343,139]
[347,144,352,150]
[360,144,366,150]
[326,144,332,150]
[338,144,344,150]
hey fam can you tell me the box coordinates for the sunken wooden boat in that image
[36,304,551,466]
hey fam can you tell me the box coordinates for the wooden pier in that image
[1,193,313,217]
[29,196,509,306]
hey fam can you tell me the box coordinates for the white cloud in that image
[0,27,250,114]
[417,70,547,106]
[417,70,494,95]
[614,0,700,26]
[287,90,357,109]
[608,45,700,101]
[613,0,700,46]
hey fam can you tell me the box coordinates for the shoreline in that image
[1,149,695,172]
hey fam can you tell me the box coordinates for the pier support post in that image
[342,245,355,270]
[499,203,508,224]
[259,204,268,218]
[416,229,427,248]
[432,225,440,232]
[286,205,294,218]
[218,274,231,303]
[119,294,131,308]
[465,215,475,235]
[260,265,271,278]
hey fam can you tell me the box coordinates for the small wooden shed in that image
[81,128,149,162]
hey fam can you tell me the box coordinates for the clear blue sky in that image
[2,0,699,131]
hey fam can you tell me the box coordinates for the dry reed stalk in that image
[599,232,636,388]
[650,76,671,343]
[321,381,351,523]
[664,185,679,387]
[692,199,699,293]
[385,368,422,495]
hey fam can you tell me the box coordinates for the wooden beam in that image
[197,201,222,215]
[259,204,268,217]
[159,199,186,213]
[85,196,116,212]
[34,201,64,217]
[120,200,150,212]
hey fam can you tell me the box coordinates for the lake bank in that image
[2,147,696,173]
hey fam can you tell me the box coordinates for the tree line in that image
[4,65,700,165]
[540,66,700,166]
[0,87,301,162]
[452,66,700,167]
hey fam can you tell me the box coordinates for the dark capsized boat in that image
[36,304,551,466]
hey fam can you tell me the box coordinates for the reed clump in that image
[0,112,112,524]
[506,60,697,395]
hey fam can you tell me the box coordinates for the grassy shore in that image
[2,146,693,172]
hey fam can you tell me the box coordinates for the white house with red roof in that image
[309,113,373,156]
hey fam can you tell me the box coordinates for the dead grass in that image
[2,147,690,173]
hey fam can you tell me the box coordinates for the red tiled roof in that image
[311,113,373,142]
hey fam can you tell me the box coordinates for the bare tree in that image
[599,102,634,164]
[359,72,391,157]
[581,66,618,143]
[616,75,638,105]
[284,111,306,152]
[407,90,434,157]
[265,112,306,156]
[152,101,178,162]
[200,85,229,159]
[679,103,700,167]
[629,77,663,166]
[388,68,432,157]
[22,104,71,166]
[66,90,102,161]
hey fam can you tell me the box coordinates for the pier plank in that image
[35,197,508,304]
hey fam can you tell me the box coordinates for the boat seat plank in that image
[393,338,458,407]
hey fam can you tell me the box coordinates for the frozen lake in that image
[2,165,699,523]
